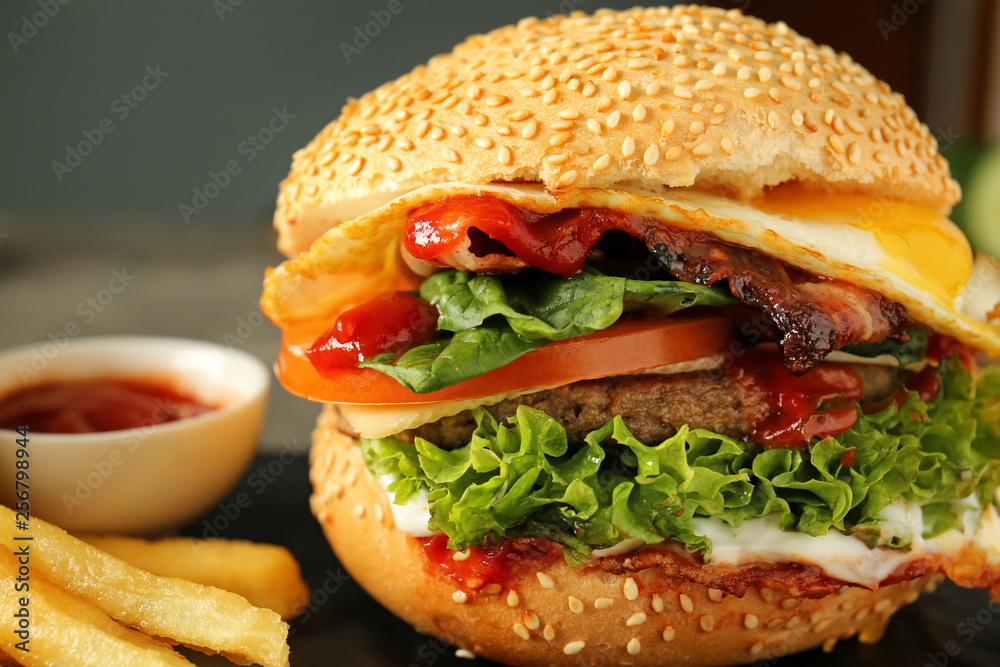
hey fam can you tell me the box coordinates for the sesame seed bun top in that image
[274,5,960,257]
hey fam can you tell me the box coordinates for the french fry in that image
[0,545,195,667]
[0,507,289,667]
[77,535,309,620]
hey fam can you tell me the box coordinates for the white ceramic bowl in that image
[0,336,269,534]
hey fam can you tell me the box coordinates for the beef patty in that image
[406,363,901,449]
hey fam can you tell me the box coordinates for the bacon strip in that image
[645,232,911,374]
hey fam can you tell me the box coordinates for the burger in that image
[261,6,1000,666]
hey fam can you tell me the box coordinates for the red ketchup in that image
[731,348,864,448]
[419,534,561,593]
[404,196,630,278]
[0,377,216,434]
[307,291,438,374]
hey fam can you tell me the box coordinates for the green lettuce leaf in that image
[840,326,929,367]
[362,360,1000,562]
[360,267,736,393]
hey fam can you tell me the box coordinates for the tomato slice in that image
[276,314,735,405]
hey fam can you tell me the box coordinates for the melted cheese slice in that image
[262,182,1000,356]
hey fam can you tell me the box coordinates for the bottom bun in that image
[310,405,942,667]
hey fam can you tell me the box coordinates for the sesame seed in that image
[507,110,530,122]
[498,146,512,165]
[513,623,529,640]
[750,641,764,656]
[744,614,759,629]
[674,54,692,67]
[558,109,580,120]
[875,150,890,163]
[712,62,727,76]
[679,594,694,613]
[442,148,460,163]
[351,504,365,518]
[814,619,832,632]
[506,590,519,607]
[550,132,571,147]
[452,590,467,604]
[385,156,402,172]
[543,625,555,641]
[744,87,761,99]
[621,136,636,157]
[700,615,716,632]
[541,75,555,90]
[695,78,716,91]
[786,616,801,629]
[720,136,734,155]
[586,119,602,135]
[592,154,611,171]
[455,649,475,660]
[665,145,683,160]
[792,109,804,126]
[823,638,837,653]
[781,598,799,609]
[624,578,639,601]
[652,594,664,613]
[542,89,558,105]
[627,612,647,627]
[708,589,724,603]
[767,110,781,130]
[692,142,713,157]
[594,596,614,609]
[520,120,539,139]
[646,81,662,95]
[547,154,569,165]
[536,572,555,589]
[603,67,618,82]
[582,82,596,97]
[347,157,365,177]
[475,137,493,149]
[529,65,545,81]
[597,94,612,111]
[482,584,501,596]
[662,626,675,642]
[779,75,802,91]
[485,95,508,107]
[617,80,632,99]
[874,599,892,613]
[627,638,641,656]
[628,58,651,69]
[524,612,540,630]
[632,103,647,122]
[643,143,660,165]
[563,641,586,656]
[840,598,856,612]
[552,119,574,131]
[737,66,751,80]
[673,85,694,99]
[565,596,584,614]
[690,120,706,135]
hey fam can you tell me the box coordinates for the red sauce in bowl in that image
[0,377,218,434]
